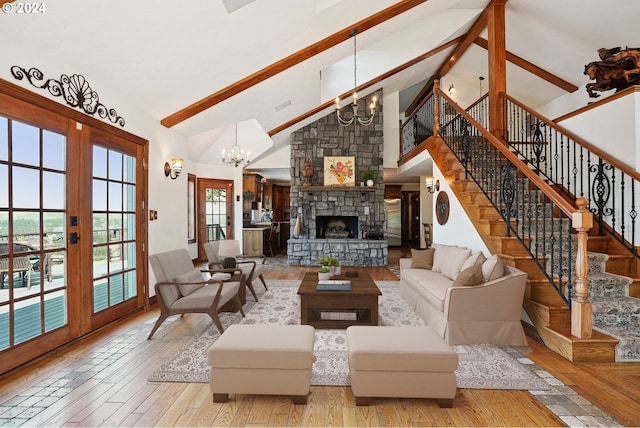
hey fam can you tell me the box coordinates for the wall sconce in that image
[448,84,456,95]
[425,177,440,193]
[164,158,183,179]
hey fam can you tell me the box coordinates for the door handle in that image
[70,233,80,244]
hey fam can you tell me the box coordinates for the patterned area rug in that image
[148,280,549,390]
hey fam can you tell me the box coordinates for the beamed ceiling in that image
[1,0,639,182]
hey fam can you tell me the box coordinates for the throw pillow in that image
[461,251,487,271]
[430,244,471,280]
[174,268,205,296]
[452,263,484,286]
[411,248,434,269]
[482,254,504,282]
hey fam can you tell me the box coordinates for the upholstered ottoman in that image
[346,326,458,407]
[208,324,315,404]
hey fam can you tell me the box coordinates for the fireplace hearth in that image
[316,216,358,239]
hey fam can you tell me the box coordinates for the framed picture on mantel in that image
[324,156,355,186]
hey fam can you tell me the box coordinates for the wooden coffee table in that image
[297,272,382,329]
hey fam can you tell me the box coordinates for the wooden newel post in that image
[433,79,440,136]
[571,197,593,339]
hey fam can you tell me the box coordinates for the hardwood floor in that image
[0,246,638,427]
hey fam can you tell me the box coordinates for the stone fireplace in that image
[286,90,388,266]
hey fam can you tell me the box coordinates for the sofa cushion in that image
[413,274,454,312]
[432,244,471,280]
[411,248,434,269]
[174,268,205,296]
[461,252,486,271]
[482,254,504,282]
[452,263,484,287]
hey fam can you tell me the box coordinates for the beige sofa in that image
[399,243,528,346]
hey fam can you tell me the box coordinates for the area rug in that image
[148,280,550,390]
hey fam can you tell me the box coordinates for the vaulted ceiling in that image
[2,0,638,181]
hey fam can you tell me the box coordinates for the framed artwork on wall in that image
[324,156,355,186]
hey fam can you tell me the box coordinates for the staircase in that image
[426,135,640,362]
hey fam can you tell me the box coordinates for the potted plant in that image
[360,168,379,187]
[318,266,332,280]
[316,255,341,276]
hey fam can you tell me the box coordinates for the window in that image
[187,174,196,243]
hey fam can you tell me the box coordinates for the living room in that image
[1,0,640,426]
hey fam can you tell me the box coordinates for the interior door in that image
[197,178,234,261]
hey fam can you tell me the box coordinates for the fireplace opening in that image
[316,216,358,239]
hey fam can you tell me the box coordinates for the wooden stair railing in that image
[430,80,594,339]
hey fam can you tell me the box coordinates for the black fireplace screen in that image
[316,216,358,239]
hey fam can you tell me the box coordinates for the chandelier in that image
[335,29,377,127]
[221,123,250,168]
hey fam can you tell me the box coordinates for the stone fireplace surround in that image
[286,90,388,266]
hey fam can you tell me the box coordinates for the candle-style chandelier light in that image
[335,29,377,127]
[221,123,250,168]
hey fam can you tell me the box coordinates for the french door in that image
[0,81,147,374]
[197,178,234,261]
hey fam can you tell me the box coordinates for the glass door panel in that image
[91,145,137,314]
[197,179,234,261]
[0,117,67,350]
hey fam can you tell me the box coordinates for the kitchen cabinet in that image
[242,227,268,256]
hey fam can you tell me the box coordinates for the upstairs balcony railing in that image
[501,93,640,259]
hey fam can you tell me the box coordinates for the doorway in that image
[197,178,234,261]
[0,82,148,375]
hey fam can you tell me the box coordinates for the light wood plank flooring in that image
[0,250,638,426]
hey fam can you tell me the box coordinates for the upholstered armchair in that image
[204,240,268,302]
[148,248,245,339]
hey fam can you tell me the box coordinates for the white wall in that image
[431,164,490,256]
[383,91,400,168]
[0,51,195,295]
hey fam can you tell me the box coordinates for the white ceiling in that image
[2,0,639,183]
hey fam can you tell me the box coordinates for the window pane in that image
[93,278,108,312]
[43,212,65,250]
[109,244,123,272]
[42,171,65,210]
[0,116,7,161]
[109,214,122,242]
[12,167,40,209]
[12,211,40,242]
[109,274,124,305]
[93,247,108,277]
[123,155,136,183]
[0,212,6,247]
[123,213,135,240]
[93,146,107,179]
[93,179,107,211]
[108,151,122,181]
[93,213,107,244]
[123,242,136,270]
[0,164,7,207]
[12,121,39,166]
[124,271,136,299]
[108,182,122,212]
[14,297,41,344]
[0,305,8,349]
[44,290,66,332]
[42,130,65,171]
[123,184,135,212]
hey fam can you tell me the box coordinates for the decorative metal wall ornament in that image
[435,191,449,225]
[10,66,125,127]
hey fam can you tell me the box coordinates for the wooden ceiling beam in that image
[268,36,463,137]
[161,0,429,128]
[405,5,489,115]
[474,37,579,93]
